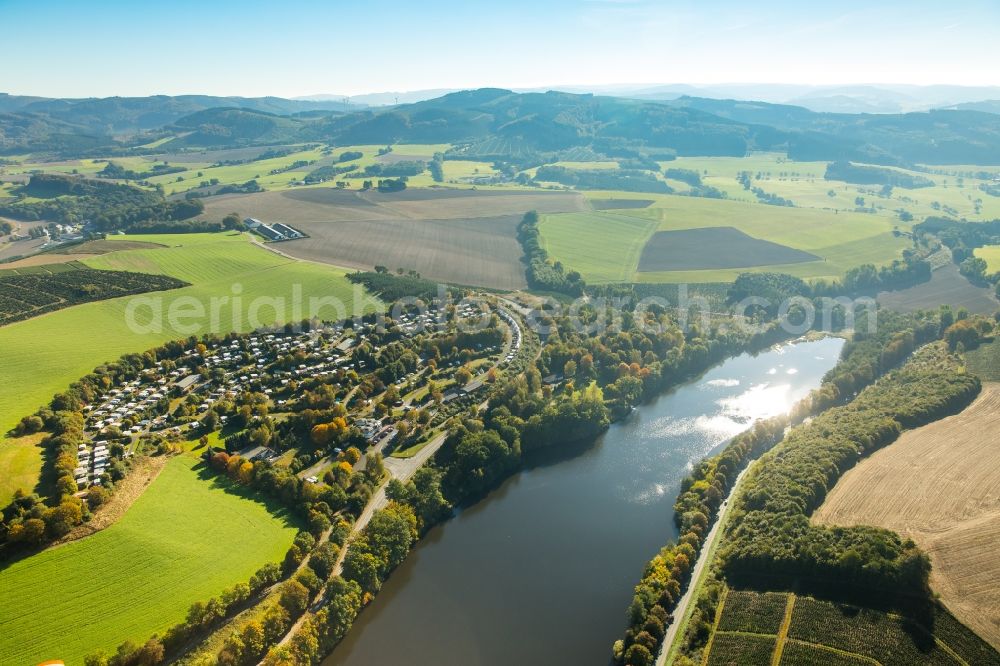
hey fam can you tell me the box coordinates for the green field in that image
[666,153,1000,221]
[0,433,45,506]
[538,210,659,282]
[0,456,300,665]
[975,245,1000,273]
[540,194,908,283]
[0,232,376,436]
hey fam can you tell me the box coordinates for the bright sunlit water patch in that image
[717,381,794,422]
[704,378,740,388]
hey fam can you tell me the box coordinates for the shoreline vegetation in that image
[611,309,995,666]
[4,276,997,664]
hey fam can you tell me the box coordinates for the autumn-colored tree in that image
[311,423,331,445]
[8,518,46,544]
[455,366,473,385]
[44,499,83,537]
[343,447,362,465]
[226,455,244,479]
[238,461,255,485]
[211,451,230,471]
[87,485,110,511]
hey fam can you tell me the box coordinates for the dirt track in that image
[813,383,1000,649]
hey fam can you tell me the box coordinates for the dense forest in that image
[0,174,203,231]
[824,161,935,188]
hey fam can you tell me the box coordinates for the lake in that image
[325,337,845,666]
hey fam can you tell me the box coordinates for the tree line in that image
[721,343,983,606]
[516,210,586,296]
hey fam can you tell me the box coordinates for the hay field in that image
[0,457,299,665]
[201,188,586,289]
[813,384,1000,649]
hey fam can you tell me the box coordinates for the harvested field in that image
[201,188,586,288]
[279,215,527,289]
[203,187,585,225]
[637,227,819,272]
[814,383,1000,649]
[0,253,91,269]
[590,198,654,210]
[878,263,998,314]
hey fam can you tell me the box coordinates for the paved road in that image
[261,302,529,661]
[656,466,752,666]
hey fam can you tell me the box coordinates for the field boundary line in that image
[770,593,795,666]
[700,586,729,666]
[884,612,969,666]
[714,630,778,639]
[783,638,882,666]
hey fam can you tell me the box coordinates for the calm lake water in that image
[324,337,844,666]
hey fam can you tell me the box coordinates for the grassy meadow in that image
[0,456,300,665]
[0,232,376,436]
[540,193,909,283]
[538,210,659,282]
[974,245,1000,273]
[0,433,46,506]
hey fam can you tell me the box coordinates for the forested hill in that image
[0,93,349,132]
[5,88,1000,166]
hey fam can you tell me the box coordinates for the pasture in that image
[538,210,658,283]
[665,153,1000,221]
[975,245,1000,273]
[0,232,373,436]
[0,456,300,665]
[539,195,908,283]
[0,433,45,506]
[200,188,586,289]
[813,383,1000,649]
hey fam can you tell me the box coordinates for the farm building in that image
[256,224,284,241]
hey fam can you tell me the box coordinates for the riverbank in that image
[324,338,843,666]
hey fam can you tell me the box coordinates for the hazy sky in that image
[4,0,998,97]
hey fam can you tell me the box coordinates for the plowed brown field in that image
[201,188,586,289]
